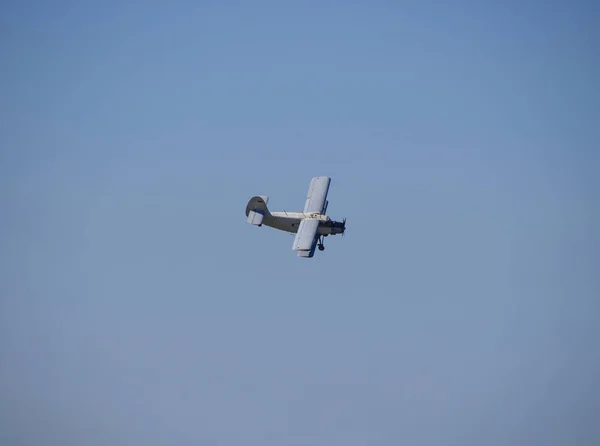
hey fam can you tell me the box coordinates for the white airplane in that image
[245,176,346,258]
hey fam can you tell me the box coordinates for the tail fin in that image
[245,196,270,226]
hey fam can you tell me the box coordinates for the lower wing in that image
[292,219,319,258]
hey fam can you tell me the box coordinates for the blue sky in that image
[1,1,598,445]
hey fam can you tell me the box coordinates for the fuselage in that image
[264,212,345,236]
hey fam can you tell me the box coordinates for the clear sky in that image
[1,1,599,445]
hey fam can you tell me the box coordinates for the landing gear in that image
[317,235,325,251]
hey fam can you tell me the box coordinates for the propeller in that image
[342,217,346,237]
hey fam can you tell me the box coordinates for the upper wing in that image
[292,218,319,258]
[303,176,331,214]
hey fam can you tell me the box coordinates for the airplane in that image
[245,176,346,258]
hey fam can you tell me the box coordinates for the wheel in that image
[318,244,325,251]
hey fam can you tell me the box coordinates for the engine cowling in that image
[319,220,345,235]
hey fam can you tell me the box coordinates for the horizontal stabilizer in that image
[247,210,264,226]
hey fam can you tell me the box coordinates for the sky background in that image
[1,1,599,445]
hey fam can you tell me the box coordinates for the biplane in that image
[245,176,346,258]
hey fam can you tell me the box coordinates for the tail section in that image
[245,196,270,226]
